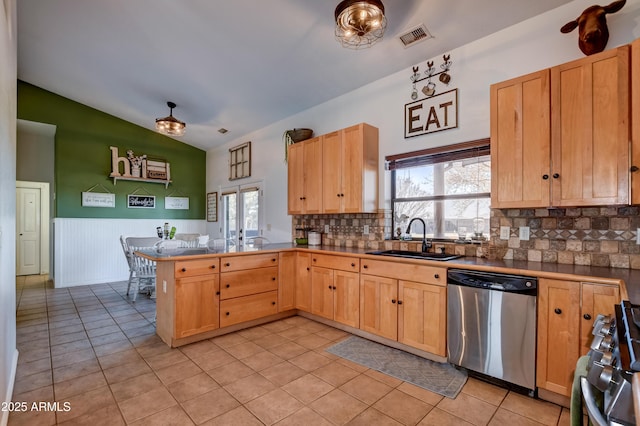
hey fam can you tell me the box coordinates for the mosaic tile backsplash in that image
[292,206,640,269]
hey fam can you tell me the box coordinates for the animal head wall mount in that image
[560,0,626,56]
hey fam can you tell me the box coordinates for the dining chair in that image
[174,233,200,247]
[245,236,270,247]
[125,236,161,302]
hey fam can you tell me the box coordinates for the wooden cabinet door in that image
[398,280,446,356]
[295,252,312,312]
[333,270,360,328]
[287,142,305,214]
[175,275,219,338]
[322,130,343,213]
[631,38,640,204]
[311,266,334,320]
[360,274,398,340]
[580,283,619,355]
[303,137,323,214]
[278,251,296,312]
[551,46,630,206]
[490,69,550,208]
[340,125,365,213]
[537,278,580,396]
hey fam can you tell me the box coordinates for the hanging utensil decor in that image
[407,54,453,100]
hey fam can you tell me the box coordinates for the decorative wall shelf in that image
[112,176,172,188]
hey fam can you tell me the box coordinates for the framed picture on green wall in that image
[128,194,155,209]
[207,192,217,222]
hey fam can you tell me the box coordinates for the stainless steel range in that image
[582,300,640,425]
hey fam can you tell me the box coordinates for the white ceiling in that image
[17,0,572,151]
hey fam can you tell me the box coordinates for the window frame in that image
[388,139,491,242]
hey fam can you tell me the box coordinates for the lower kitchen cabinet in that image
[398,280,447,356]
[537,278,619,397]
[278,251,296,312]
[174,274,220,339]
[220,291,278,328]
[359,259,447,357]
[295,251,312,311]
[310,254,360,328]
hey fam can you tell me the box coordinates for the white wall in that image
[0,0,17,424]
[53,218,206,287]
[206,0,640,243]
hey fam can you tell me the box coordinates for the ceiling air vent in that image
[398,24,432,48]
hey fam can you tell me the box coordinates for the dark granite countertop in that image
[137,243,640,303]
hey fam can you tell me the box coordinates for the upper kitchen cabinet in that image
[287,136,323,214]
[322,123,379,213]
[551,46,629,207]
[491,45,631,208]
[631,38,640,204]
[491,69,551,208]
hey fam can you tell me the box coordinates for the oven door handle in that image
[580,377,608,426]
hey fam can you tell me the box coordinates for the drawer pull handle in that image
[181,268,187,272]
[363,265,368,269]
[434,274,440,279]
[272,258,276,262]
[351,263,355,267]
[210,265,216,269]
[397,300,403,305]
[313,258,317,262]
[225,262,230,267]
[554,308,562,315]
[584,313,592,320]
[391,299,396,304]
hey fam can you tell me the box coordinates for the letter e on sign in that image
[404,89,458,138]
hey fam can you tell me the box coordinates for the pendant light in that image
[334,0,387,49]
[155,101,186,137]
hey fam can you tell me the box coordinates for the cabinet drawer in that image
[175,258,220,278]
[310,253,359,272]
[360,259,445,286]
[220,267,278,299]
[220,253,279,272]
[220,291,278,327]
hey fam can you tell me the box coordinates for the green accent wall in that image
[17,81,206,219]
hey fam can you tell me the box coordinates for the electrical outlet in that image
[162,280,167,293]
[519,226,530,241]
[324,224,329,233]
[363,225,369,235]
[637,228,640,244]
[499,226,510,240]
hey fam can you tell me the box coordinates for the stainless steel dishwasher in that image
[447,269,537,394]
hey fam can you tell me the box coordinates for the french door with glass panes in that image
[220,183,263,246]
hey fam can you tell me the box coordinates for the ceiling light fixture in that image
[155,101,185,137]
[334,0,387,49]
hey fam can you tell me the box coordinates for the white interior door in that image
[16,186,41,275]
[220,182,263,246]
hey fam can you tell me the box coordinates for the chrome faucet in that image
[406,218,432,253]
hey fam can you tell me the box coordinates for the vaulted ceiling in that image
[17,0,572,150]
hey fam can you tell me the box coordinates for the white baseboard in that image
[1,349,19,426]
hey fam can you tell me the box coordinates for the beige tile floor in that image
[10,275,572,425]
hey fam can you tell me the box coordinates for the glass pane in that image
[443,197,491,239]
[222,193,236,241]
[393,200,435,239]
[241,189,259,239]
[394,167,435,197]
[444,155,491,195]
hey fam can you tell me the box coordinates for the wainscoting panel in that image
[53,218,207,287]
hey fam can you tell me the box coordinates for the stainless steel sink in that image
[366,250,463,261]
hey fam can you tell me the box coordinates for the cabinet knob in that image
[340,193,344,197]
[181,268,186,272]
[226,284,230,288]
[332,286,336,290]
[226,312,230,316]
[225,262,230,267]
[328,285,332,289]
[554,308,562,315]
[552,173,560,179]
[391,299,396,304]
[631,166,639,173]
[306,267,310,271]
[351,263,356,267]
[584,313,592,320]
[434,274,440,279]
[216,291,220,296]
[272,258,276,262]
[313,258,317,262]
[397,300,403,305]
[542,174,549,180]
[337,193,341,197]
[272,277,276,281]
[272,301,276,305]
[210,265,216,269]
[363,265,368,269]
